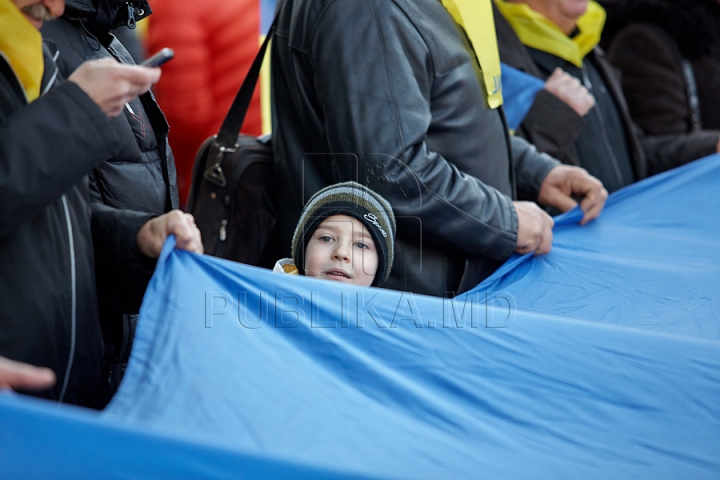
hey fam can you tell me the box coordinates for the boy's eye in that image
[354,242,369,249]
[319,235,334,243]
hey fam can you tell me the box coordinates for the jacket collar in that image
[63,0,152,36]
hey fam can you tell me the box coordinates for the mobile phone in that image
[141,48,175,68]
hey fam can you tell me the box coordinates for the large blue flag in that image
[2,157,720,478]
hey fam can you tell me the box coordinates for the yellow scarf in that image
[440,0,503,109]
[0,0,44,102]
[494,0,605,68]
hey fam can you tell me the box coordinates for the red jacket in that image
[147,0,262,205]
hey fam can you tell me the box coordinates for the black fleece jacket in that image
[41,0,178,215]
[0,46,154,406]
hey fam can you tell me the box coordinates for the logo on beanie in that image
[364,213,388,238]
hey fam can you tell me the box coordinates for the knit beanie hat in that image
[292,182,396,286]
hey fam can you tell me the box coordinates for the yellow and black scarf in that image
[494,0,605,68]
[0,0,44,102]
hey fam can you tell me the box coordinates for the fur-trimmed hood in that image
[62,0,152,36]
[622,0,720,59]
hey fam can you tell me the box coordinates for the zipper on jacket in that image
[8,44,77,402]
[106,41,175,210]
[581,65,624,187]
[219,219,228,242]
[126,2,137,29]
[41,49,60,96]
[58,195,77,403]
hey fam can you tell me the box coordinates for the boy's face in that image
[304,215,378,287]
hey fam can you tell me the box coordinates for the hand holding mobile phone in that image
[141,48,175,68]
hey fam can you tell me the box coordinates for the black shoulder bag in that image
[186,17,280,267]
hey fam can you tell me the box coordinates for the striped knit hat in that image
[292,182,396,286]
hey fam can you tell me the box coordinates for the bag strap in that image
[215,15,279,147]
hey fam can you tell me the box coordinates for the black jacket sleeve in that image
[606,24,720,174]
[0,82,119,238]
[516,90,586,168]
[511,135,561,201]
[641,132,720,176]
[91,203,157,311]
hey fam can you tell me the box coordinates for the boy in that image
[274,182,396,287]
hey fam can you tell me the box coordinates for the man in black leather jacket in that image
[271,0,608,297]
[0,0,202,407]
[41,0,180,403]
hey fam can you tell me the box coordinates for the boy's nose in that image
[332,243,351,262]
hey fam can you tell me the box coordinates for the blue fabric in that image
[2,156,720,478]
[0,393,353,479]
[500,63,545,131]
[473,153,720,340]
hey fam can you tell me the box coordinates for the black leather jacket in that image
[271,0,559,296]
[41,0,179,214]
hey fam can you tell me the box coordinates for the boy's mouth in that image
[325,269,351,279]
